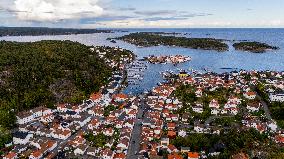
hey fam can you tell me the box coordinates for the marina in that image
[126,61,148,86]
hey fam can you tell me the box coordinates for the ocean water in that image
[1,28,284,94]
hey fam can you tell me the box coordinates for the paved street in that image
[126,96,146,159]
[256,94,272,121]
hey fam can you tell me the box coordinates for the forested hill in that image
[0,27,112,37]
[0,40,112,115]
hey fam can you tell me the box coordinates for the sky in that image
[0,0,284,28]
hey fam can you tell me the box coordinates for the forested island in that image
[233,42,279,53]
[115,32,229,52]
[0,27,112,37]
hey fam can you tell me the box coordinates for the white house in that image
[51,129,71,140]
[269,93,284,102]
[247,102,261,112]
[209,99,220,109]
[267,121,278,132]
[192,105,203,113]
[16,111,33,125]
[74,144,89,156]
[117,138,129,150]
[13,132,33,145]
[244,91,256,100]
[178,129,187,137]
[194,124,204,133]
[211,108,219,115]
[100,148,114,159]
[195,89,203,97]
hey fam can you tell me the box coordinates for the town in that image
[2,47,284,158]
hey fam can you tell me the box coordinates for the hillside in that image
[0,40,113,127]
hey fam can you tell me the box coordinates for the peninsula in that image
[115,32,229,52]
[0,27,112,37]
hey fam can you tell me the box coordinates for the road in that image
[260,99,272,120]
[204,115,232,126]
[255,93,272,121]
[48,116,93,157]
[126,95,146,159]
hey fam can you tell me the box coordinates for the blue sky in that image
[0,0,283,28]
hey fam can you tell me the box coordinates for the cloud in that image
[134,10,176,16]
[13,0,104,22]
[179,13,213,17]
[116,7,136,11]
[143,17,188,21]
[81,15,135,24]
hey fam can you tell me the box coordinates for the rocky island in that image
[115,32,229,52]
[233,41,279,53]
[144,55,192,64]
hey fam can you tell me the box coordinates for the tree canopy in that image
[0,40,113,127]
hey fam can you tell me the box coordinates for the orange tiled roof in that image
[232,152,249,159]
[188,152,199,158]
[114,93,128,99]
[31,150,43,158]
[168,153,183,159]
[90,92,102,100]
[168,131,176,137]
[246,91,256,96]
[5,152,17,159]
[113,153,126,159]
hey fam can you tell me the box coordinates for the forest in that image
[0,40,113,130]
[116,32,229,52]
[171,128,282,158]
[233,42,279,53]
[0,27,112,37]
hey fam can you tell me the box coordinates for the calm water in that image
[1,28,284,94]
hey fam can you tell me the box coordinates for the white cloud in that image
[13,0,104,22]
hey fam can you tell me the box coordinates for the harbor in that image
[126,61,148,86]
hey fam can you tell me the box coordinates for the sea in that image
[1,28,284,94]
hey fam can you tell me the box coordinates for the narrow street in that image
[256,94,272,121]
[260,100,272,120]
[126,95,146,159]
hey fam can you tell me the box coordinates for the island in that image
[144,55,191,64]
[233,41,279,53]
[115,32,229,52]
[0,27,113,37]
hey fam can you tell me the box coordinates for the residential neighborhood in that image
[3,67,284,159]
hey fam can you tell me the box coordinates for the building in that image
[246,102,261,112]
[161,137,170,147]
[29,150,43,159]
[74,144,89,155]
[16,111,33,125]
[188,152,199,159]
[4,152,17,159]
[180,147,191,153]
[243,91,256,100]
[13,132,33,145]
[269,93,284,102]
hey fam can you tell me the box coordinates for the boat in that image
[110,40,117,43]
